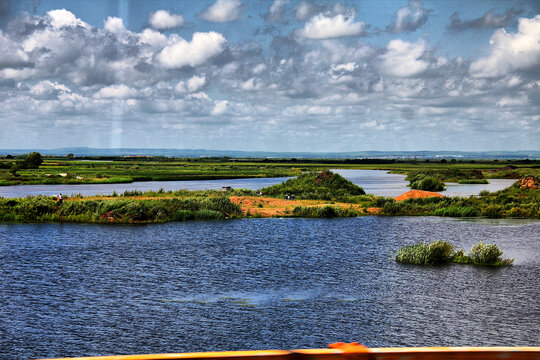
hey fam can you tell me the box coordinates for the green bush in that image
[434,206,480,217]
[261,170,365,201]
[469,242,513,265]
[395,241,454,265]
[194,210,225,220]
[458,179,489,184]
[395,241,513,266]
[410,176,445,191]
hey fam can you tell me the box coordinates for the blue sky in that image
[0,0,539,151]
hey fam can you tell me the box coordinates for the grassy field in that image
[1,154,538,186]
[0,170,538,223]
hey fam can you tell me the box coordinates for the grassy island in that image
[395,240,514,267]
[0,169,538,224]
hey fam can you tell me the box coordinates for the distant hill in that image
[0,147,539,159]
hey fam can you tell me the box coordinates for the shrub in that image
[434,206,480,217]
[261,170,365,201]
[458,179,489,184]
[194,210,225,220]
[395,241,454,265]
[174,210,195,221]
[410,176,445,191]
[469,242,513,265]
[395,241,512,266]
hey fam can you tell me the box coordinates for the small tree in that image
[66,153,74,159]
[24,152,43,169]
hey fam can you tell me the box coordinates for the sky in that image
[0,0,539,152]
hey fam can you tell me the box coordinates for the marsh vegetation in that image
[395,240,513,266]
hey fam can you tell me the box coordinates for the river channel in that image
[1,217,539,359]
[0,170,516,198]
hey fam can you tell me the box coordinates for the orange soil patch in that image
[519,176,539,189]
[394,190,444,201]
[66,195,381,217]
[229,196,379,217]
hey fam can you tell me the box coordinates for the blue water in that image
[0,170,516,198]
[1,217,539,359]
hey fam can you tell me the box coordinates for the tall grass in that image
[0,195,241,224]
[395,241,513,266]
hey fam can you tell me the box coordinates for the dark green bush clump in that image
[0,195,240,224]
[261,170,365,201]
[458,179,489,184]
[410,176,445,191]
[395,241,454,265]
[434,206,480,217]
[395,241,513,267]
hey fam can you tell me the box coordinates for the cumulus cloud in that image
[148,10,184,30]
[46,9,88,29]
[104,16,127,34]
[0,30,30,69]
[449,8,523,31]
[212,100,229,115]
[294,1,315,21]
[94,84,138,99]
[199,0,242,22]
[157,32,227,68]
[240,77,263,91]
[299,12,366,39]
[496,94,528,106]
[29,80,71,99]
[387,0,431,33]
[379,39,429,77]
[1,5,539,151]
[176,75,207,93]
[469,15,540,78]
[265,0,289,22]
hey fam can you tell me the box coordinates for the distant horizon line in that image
[1,147,539,154]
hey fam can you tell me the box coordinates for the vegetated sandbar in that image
[0,171,538,224]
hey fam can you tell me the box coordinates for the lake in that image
[0,170,516,198]
[1,217,539,359]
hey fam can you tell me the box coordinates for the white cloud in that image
[187,75,206,92]
[470,15,540,78]
[265,0,289,22]
[46,9,88,29]
[252,63,267,75]
[104,17,127,34]
[199,0,242,22]
[379,39,429,77]
[240,78,262,91]
[496,94,528,106]
[331,62,357,72]
[295,1,314,21]
[188,92,210,100]
[157,32,226,69]
[388,0,430,33]
[0,30,29,68]
[94,84,138,99]
[300,13,365,39]
[29,80,71,98]
[138,29,168,49]
[148,10,184,30]
[212,100,229,115]
[308,106,332,115]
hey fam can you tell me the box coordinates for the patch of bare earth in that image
[229,196,379,217]
[394,190,444,201]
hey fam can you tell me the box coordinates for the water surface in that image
[1,217,538,359]
[0,170,516,198]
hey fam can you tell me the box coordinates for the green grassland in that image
[1,170,538,223]
[1,154,538,186]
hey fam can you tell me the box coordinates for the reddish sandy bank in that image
[230,196,379,217]
[394,190,444,201]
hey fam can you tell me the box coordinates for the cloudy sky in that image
[1,0,539,151]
